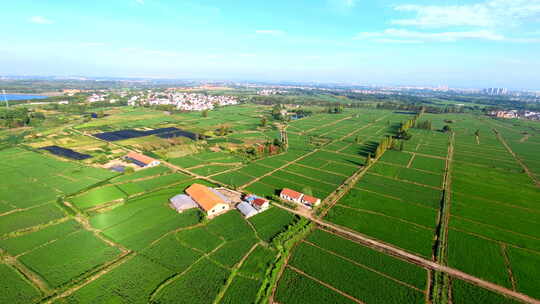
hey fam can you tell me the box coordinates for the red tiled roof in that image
[302,194,320,205]
[281,188,302,200]
[126,152,157,165]
[252,198,268,207]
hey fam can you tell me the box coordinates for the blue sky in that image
[1,0,540,89]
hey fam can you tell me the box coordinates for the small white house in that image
[280,188,303,204]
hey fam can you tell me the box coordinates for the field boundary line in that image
[378,160,444,176]
[403,151,446,160]
[493,128,540,187]
[1,251,51,294]
[448,226,540,256]
[302,240,426,293]
[287,265,366,304]
[430,131,454,303]
[212,243,259,304]
[43,252,134,304]
[271,203,540,304]
[353,186,438,210]
[149,241,227,302]
[450,215,540,241]
[240,114,387,191]
[407,153,416,168]
[451,191,540,215]
[294,163,349,177]
[367,172,442,190]
[501,244,517,291]
[333,204,434,231]
[270,240,300,304]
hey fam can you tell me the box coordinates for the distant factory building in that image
[236,201,258,218]
[124,152,160,168]
[169,194,198,213]
[185,183,229,217]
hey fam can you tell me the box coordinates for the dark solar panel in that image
[40,146,92,160]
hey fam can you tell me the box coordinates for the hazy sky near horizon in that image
[2,0,540,89]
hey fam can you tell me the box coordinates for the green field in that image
[2,105,539,304]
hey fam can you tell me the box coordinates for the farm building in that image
[245,194,270,211]
[185,183,230,217]
[301,194,321,207]
[169,194,198,213]
[124,152,160,168]
[236,201,258,218]
[280,188,303,204]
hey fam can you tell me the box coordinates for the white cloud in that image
[135,0,144,4]
[391,0,540,28]
[356,29,505,43]
[29,16,53,24]
[255,30,284,35]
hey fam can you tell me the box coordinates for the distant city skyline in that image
[1,0,540,89]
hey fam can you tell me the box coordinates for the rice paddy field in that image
[2,104,539,304]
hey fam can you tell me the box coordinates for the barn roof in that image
[281,188,303,200]
[126,152,157,165]
[185,183,225,212]
[302,194,320,205]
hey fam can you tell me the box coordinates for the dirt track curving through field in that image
[493,128,540,187]
[271,203,540,304]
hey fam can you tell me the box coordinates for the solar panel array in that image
[40,146,92,160]
[94,127,203,142]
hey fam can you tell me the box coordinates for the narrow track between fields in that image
[271,203,540,304]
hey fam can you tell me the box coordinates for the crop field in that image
[275,229,428,304]
[20,230,121,288]
[0,263,41,304]
[0,219,82,256]
[445,114,540,300]
[248,206,297,242]
[3,105,539,304]
[0,147,116,212]
[322,120,449,258]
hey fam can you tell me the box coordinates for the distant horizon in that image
[1,74,539,92]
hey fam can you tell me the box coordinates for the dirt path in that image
[501,244,517,291]
[493,129,540,187]
[2,253,51,294]
[304,116,354,134]
[271,203,540,304]
[212,243,259,304]
[519,134,530,143]
[287,265,366,304]
[45,252,133,303]
[407,153,416,168]
[430,132,455,302]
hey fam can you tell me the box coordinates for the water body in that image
[2,94,48,101]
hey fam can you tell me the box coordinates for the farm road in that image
[272,203,540,304]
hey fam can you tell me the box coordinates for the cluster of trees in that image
[0,108,45,128]
[376,102,465,114]
[367,136,398,165]
[326,105,344,114]
[215,124,231,136]
[415,120,433,130]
